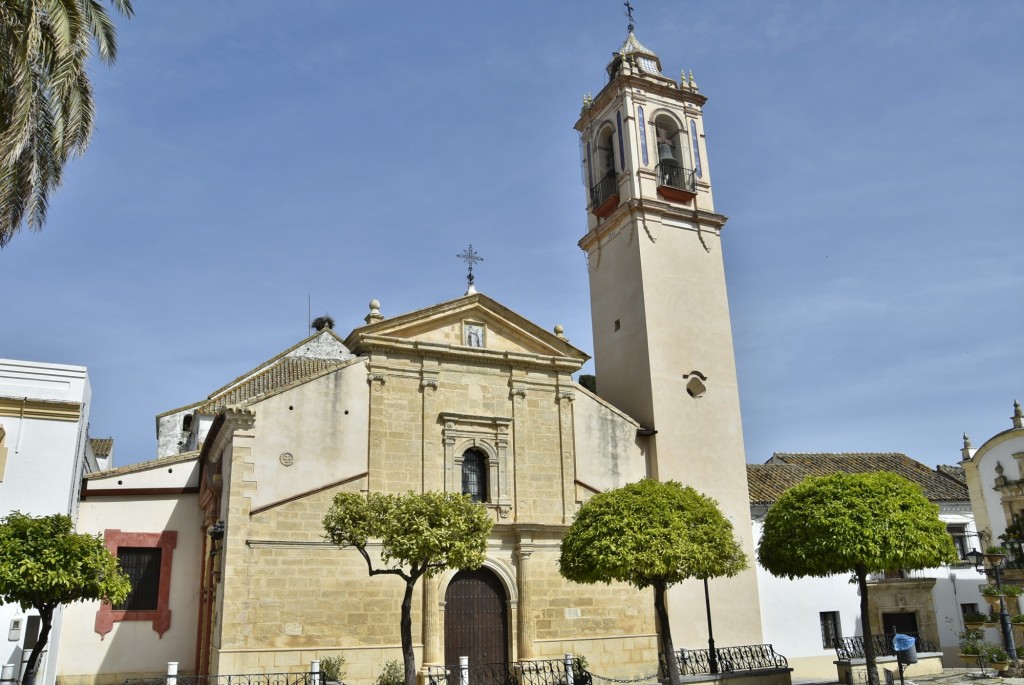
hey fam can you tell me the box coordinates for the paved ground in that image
[795,669,1024,685]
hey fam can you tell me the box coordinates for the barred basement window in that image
[461,449,488,503]
[820,611,841,649]
[115,547,162,611]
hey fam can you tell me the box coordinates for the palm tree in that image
[0,0,133,247]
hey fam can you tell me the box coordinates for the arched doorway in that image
[444,568,509,668]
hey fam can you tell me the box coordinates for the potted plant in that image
[986,644,1011,673]
[1012,614,1024,640]
[959,628,984,664]
[320,655,346,685]
[986,545,1008,564]
[964,610,989,630]
[982,584,1006,609]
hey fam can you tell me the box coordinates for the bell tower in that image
[576,29,763,645]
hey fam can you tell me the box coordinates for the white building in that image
[748,453,987,682]
[0,359,109,685]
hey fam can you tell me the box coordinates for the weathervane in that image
[457,244,483,293]
[624,1,635,32]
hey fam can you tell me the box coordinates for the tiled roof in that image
[748,452,969,505]
[157,329,353,420]
[85,450,199,479]
[937,463,967,486]
[89,437,113,457]
[196,356,347,414]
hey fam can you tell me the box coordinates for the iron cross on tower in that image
[457,244,483,292]
[624,1,635,31]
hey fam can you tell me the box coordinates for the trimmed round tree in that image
[757,472,958,685]
[323,491,493,685]
[558,479,748,685]
[0,512,131,685]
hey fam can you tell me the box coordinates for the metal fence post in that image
[564,654,574,685]
[167,662,178,685]
[311,660,320,685]
[459,656,469,685]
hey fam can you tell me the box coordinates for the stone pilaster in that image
[556,379,576,524]
[516,542,536,659]
[422,575,441,665]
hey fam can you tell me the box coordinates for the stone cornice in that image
[579,202,728,253]
[357,335,584,373]
[0,397,81,422]
[576,75,707,132]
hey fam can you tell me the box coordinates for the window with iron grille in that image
[115,547,162,611]
[820,611,841,649]
[461,449,488,503]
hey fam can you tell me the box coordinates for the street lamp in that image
[966,549,1018,661]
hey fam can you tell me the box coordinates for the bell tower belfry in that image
[576,29,763,645]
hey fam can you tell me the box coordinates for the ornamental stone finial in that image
[963,433,972,449]
[554,324,566,340]
[689,70,698,91]
[1014,400,1023,429]
[365,298,384,324]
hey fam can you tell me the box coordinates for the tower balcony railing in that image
[590,171,619,218]
[655,162,696,202]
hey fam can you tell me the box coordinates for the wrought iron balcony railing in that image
[590,171,618,209]
[656,163,695,194]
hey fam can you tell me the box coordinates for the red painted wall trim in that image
[95,529,177,639]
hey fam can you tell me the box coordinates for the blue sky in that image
[2,1,1021,468]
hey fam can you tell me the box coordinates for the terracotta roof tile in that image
[89,437,113,457]
[748,452,969,505]
[196,357,346,414]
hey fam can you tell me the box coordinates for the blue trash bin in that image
[893,634,918,664]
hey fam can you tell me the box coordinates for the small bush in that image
[375,660,404,685]
[320,656,346,683]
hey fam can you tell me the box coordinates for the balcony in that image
[590,171,619,218]
[656,162,696,203]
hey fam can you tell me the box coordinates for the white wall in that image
[0,359,92,685]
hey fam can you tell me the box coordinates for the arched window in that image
[654,114,695,199]
[461,449,488,503]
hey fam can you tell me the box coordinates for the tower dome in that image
[607,30,663,78]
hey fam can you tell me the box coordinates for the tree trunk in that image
[401,579,417,685]
[653,582,680,685]
[24,606,54,685]
[856,566,879,685]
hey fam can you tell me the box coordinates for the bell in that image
[658,143,676,164]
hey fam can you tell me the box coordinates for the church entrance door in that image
[445,569,509,669]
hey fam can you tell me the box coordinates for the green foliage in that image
[578,374,597,394]
[986,545,1007,555]
[985,644,1010,663]
[1001,584,1023,597]
[958,628,984,654]
[559,479,748,589]
[981,585,1004,597]
[0,511,130,610]
[963,611,988,623]
[0,511,131,680]
[323,491,493,577]
[757,472,959,579]
[375,660,404,685]
[319,656,346,682]
[0,0,134,247]
[1012,614,1024,624]
[323,491,493,685]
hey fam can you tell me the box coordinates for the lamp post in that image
[703,578,718,674]
[966,549,1017,661]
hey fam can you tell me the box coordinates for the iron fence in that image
[660,644,788,677]
[125,673,316,685]
[426,659,588,685]
[834,633,937,662]
[590,172,618,209]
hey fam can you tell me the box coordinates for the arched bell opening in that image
[591,124,620,218]
[654,115,695,202]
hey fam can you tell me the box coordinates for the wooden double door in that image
[444,569,509,667]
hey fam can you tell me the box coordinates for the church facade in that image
[56,27,765,685]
